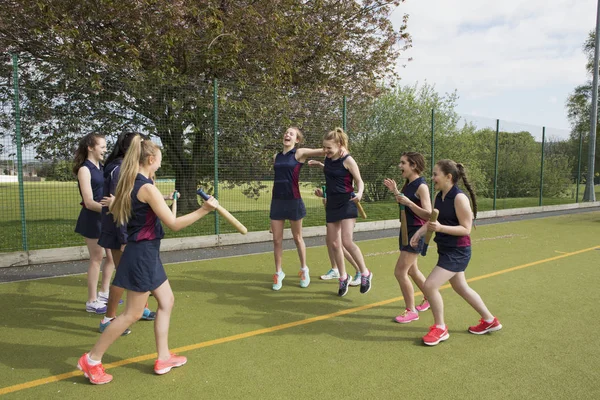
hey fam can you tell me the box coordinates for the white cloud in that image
[391,0,597,133]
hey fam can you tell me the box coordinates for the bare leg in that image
[339,219,367,274]
[105,248,124,319]
[99,248,115,294]
[423,266,457,327]
[326,222,345,278]
[85,238,104,303]
[290,219,307,268]
[342,246,360,273]
[89,290,148,361]
[449,272,494,320]
[270,220,285,273]
[152,280,175,361]
[394,251,419,311]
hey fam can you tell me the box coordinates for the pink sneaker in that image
[394,309,419,324]
[154,353,187,375]
[415,298,430,312]
[77,353,113,385]
[423,325,449,346]
[468,317,502,335]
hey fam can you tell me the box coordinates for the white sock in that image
[102,317,114,324]
[484,317,495,323]
[300,267,309,271]
[87,354,101,365]
[436,324,446,330]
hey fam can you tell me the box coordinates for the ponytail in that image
[456,163,477,220]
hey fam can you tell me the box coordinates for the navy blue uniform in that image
[323,154,357,223]
[434,185,472,272]
[74,159,104,239]
[112,174,167,292]
[269,148,306,221]
[399,176,427,253]
[98,159,127,249]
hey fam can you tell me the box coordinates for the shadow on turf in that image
[166,269,431,344]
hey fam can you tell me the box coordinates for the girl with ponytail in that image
[78,135,219,384]
[410,159,501,346]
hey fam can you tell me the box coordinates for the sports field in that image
[0,211,599,399]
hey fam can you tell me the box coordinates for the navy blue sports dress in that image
[269,148,306,221]
[112,174,167,292]
[75,159,104,239]
[98,159,127,249]
[434,185,472,272]
[323,154,358,223]
[399,177,427,253]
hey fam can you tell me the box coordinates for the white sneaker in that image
[319,269,340,280]
[98,291,109,303]
[86,300,107,314]
[299,267,310,288]
[349,272,361,287]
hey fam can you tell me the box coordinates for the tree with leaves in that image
[0,0,411,211]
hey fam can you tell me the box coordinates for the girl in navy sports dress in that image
[78,135,218,384]
[321,128,372,297]
[411,159,502,346]
[73,133,114,314]
[97,132,158,336]
[270,127,325,291]
[383,152,432,323]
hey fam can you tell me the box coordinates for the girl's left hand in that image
[100,195,114,207]
[351,192,362,202]
[427,220,441,232]
[165,191,180,200]
[396,194,412,206]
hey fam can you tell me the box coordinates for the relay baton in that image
[351,192,367,219]
[421,208,439,256]
[197,189,248,235]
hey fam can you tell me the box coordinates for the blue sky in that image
[391,0,598,139]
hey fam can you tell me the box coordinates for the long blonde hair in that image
[323,127,349,151]
[110,135,160,226]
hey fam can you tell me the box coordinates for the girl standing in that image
[411,159,502,346]
[73,133,114,314]
[321,128,371,296]
[383,152,431,323]
[77,135,218,384]
[270,127,325,290]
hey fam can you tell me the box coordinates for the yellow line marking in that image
[1,244,598,396]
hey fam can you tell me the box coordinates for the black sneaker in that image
[338,274,352,297]
[360,271,373,294]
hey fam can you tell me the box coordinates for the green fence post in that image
[12,53,28,251]
[493,119,499,210]
[539,127,545,207]
[213,78,219,235]
[576,130,583,203]
[430,108,435,203]
[342,96,347,132]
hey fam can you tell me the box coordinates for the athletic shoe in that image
[77,353,113,385]
[86,300,107,314]
[338,274,352,297]
[416,298,430,312]
[98,318,131,336]
[154,353,187,375]
[423,325,450,346]
[349,272,361,287]
[272,271,285,291]
[141,308,156,321]
[468,317,503,335]
[298,267,310,288]
[320,268,340,280]
[394,309,419,324]
[360,271,373,294]
[98,291,123,305]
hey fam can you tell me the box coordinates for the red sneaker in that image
[423,325,449,346]
[77,353,113,385]
[468,317,502,335]
[154,353,187,375]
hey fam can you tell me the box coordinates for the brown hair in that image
[110,135,160,225]
[323,127,349,150]
[72,133,105,174]
[436,159,478,219]
[288,126,304,145]
[400,152,426,190]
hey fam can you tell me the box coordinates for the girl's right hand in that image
[314,188,324,198]
[308,160,324,168]
[201,196,219,212]
[383,178,398,193]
